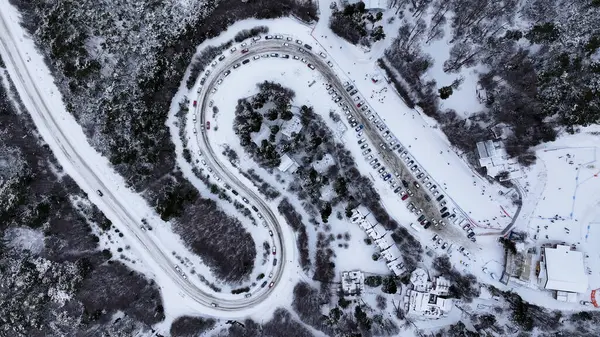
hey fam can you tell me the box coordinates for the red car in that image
[401,194,409,201]
[206,121,210,130]
[193,100,197,107]
[241,48,249,54]
[357,103,363,108]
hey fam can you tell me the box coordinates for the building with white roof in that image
[476,140,521,179]
[341,270,365,296]
[351,207,405,275]
[405,269,453,318]
[344,0,389,10]
[280,115,303,138]
[540,245,588,295]
[431,276,451,296]
[410,268,429,292]
[278,154,299,173]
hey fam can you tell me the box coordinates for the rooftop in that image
[278,154,299,173]
[341,270,365,296]
[280,115,303,137]
[543,245,588,293]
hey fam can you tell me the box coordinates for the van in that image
[410,223,422,232]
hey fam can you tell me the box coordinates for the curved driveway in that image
[190,39,344,305]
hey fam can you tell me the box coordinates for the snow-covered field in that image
[5,0,600,332]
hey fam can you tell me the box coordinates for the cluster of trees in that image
[233,82,297,168]
[239,169,281,200]
[390,227,423,271]
[384,0,600,164]
[234,25,269,42]
[186,41,233,89]
[170,316,216,337]
[293,282,400,337]
[313,233,336,290]
[432,256,480,302]
[329,2,385,45]
[277,199,311,270]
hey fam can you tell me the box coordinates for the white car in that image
[230,47,237,52]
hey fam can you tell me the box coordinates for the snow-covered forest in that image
[337,0,600,166]
[0,69,164,336]
[6,0,318,284]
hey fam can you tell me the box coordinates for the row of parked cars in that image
[334,80,474,242]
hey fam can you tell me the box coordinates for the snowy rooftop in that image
[280,115,303,137]
[346,0,389,10]
[278,154,298,173]
[407,291,452,317]
[476,140,520,178]
[432,276,451,296]
[341,270,365,296]
[410,268,429,291]
[543,245,588,293]
[387,261,404,276]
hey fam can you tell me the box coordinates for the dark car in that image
[303,44,312,50]
[425,195,431,202]
[97,190,103,197]
[423,221,431,229]
[436,194,444,201]
[467,232,475,238]
[440,207,448,213]
[232,190,239,196]
[242,59,250,64]
[441,212,450,218]
[252,205,259,212]
[417,214,426,222]
[261,281,268,288]
[402,180,409,188]
[273,258,278,266]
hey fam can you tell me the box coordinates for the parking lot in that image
[325,81,478,250]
